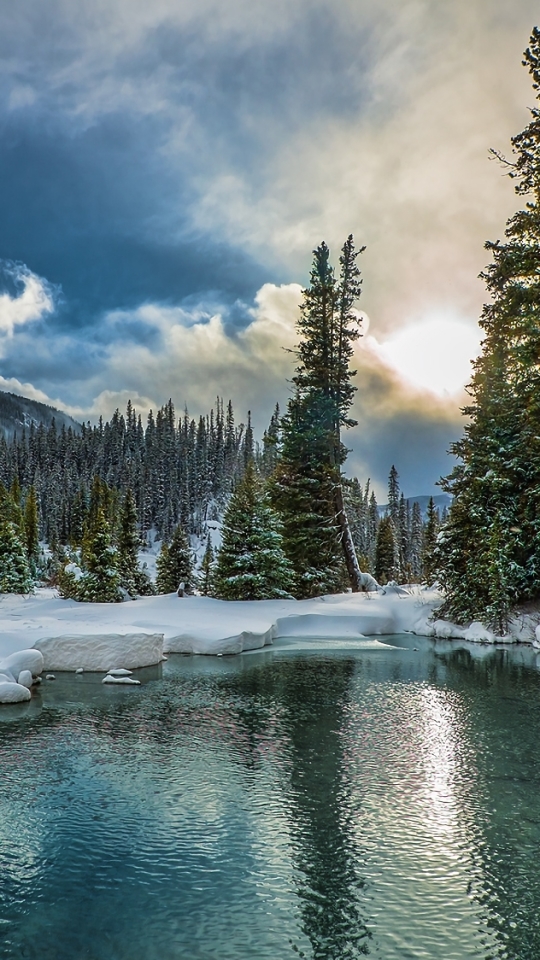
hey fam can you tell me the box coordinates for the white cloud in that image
[0,265,54,340]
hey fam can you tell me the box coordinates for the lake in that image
[1,634,540,959]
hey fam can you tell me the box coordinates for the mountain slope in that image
[0,391,81,438]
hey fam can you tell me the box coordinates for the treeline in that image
[0,397,263,547]
[345,466,445,585]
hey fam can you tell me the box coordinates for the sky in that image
[0,0,537,496]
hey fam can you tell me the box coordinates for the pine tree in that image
[437,28,540,627]
[0,517,34,593]
[199,535,215,596]
[77,506,121,602]
[156,524,193,594]
[409,501,424,582]
[374,516,398,585]
[272,236,372,594]
[117,489,153,596]
[214,462,293,600]
[422,497,439,585]
[23,485,40,572]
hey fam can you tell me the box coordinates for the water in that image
[2,635,540,959]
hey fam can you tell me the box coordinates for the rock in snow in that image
[0,649,43,704]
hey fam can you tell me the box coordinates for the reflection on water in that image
[1,638,540,958]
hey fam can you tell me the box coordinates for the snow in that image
[0,583,538,704]
[0,648,43,703]
[36,633,164,672]
[102,675,141,685]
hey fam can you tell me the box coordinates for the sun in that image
[377,317,483,396]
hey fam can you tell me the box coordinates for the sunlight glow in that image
[378,318,482,396]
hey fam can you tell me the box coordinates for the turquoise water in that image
[2,635,540,959]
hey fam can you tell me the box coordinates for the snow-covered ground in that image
[1,585,539,703]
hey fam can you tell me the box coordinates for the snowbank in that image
[36,633,164,671]
[2,583,539,704]
[0,585,441,679]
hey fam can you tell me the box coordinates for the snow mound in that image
[35,633,164,671]
[0,649,43,704]
[165,625,275,656]
[0,681,31,703]
[102,675,141,685]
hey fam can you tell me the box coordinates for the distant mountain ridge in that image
[0,390,81,439]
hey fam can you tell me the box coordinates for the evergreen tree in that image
[272,237,370,594]
[422,497,439,585]
[77,506,121,602]
[214,462,293,600]
[409,501,424,582]
[156,524,193,594]
[117,489,153,596]
[0,517,34,593]
[23,485,40,572]
[374,516,398,585]
[199,535,215,596]
[438,28,540,627]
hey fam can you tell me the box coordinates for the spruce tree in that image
[422,497,439,585]
[117,489,153,596]
[437,28,540,627]
[23,485,40,574]
[214,462,293,600]
[199,535,215,596]
[156,524,193,594]
[272,236,372,594]
[0,517,34,593]
[77,506,121,602]
[374,516,398,585]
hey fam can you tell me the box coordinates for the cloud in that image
[2,280,466,495]
[0,1,536,493]
[0,263,54,341]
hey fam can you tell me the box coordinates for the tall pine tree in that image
[272,237,376,596]
[437,28,540,628]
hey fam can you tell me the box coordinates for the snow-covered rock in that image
[0,648,43,704]
[0,681,31,703]
[35,633,164,672]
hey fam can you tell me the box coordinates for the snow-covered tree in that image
[272,237,369,594]
[77,506,121,603]
[422,497,439,584]
[437,28,540,628]
[117,489,153,596]
[375,516,399,585]
[156,524,193,594]
[214,462,293,600]
[0,518,34,594]
[198,535,215,596]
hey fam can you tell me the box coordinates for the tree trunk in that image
[334,483,379,592]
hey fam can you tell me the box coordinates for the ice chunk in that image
[17,670,33,689]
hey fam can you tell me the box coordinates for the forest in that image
[1,25,540,631]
